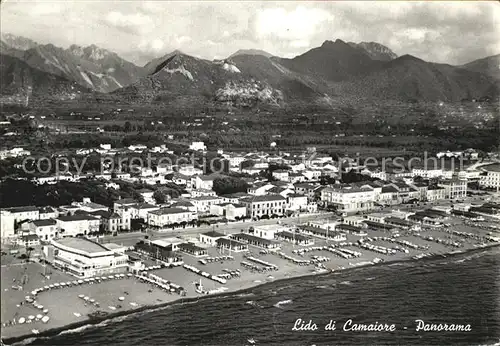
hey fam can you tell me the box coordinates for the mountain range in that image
[1,33,498,107]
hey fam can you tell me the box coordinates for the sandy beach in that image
[2,212,499,344]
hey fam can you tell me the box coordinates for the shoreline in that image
[3,243,499,346]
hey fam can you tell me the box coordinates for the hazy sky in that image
[1,1,499,66]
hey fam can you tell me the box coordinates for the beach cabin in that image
[216,238,249,252]
[298,225,346,241]
[384,217,415,230]
[274,231,314,246]
[408,214,443,227]
[362,220,396,232]
[151,238,184,252]
[336,223,366,235]
[178,243,208,257]
[250,225,289,240]
[199,231,226,246]
[230,233,281,250]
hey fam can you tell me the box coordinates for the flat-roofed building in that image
[47,237,128,278]
[216,237,248,252]
[240,195,287,218]
[230,233,281,249]
[321,185,375,213]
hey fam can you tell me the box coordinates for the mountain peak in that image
[321,39,348,48]
[1,33,39,51]
[348,41,397,61]
[229,49,273,59]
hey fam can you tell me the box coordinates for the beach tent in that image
[41,316,50,323]
[78,294,85,299]
[18,317,26,324]
[28,315,35,320]
[36,314,43,320]
[43,309,49,314]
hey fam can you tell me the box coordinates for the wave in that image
[273,299,293,308]
[340,281,352,286]
[10,337,40,346]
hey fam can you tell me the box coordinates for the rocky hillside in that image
[1,34,145,92]
[0,54,87,105]
[348,41,398,61]
[114,53,309,107]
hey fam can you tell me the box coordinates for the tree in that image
[213,177,249,195]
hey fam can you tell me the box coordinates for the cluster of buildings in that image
[2,143,499,247]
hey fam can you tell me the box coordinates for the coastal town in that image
[1,140,500,343]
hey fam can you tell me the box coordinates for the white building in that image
[286,194,309,211]
[189,141,207,151]
[438,179,468,200]
[0,210,16,239]
[321,186,376,213]
[137,189,155,204]
[191,175,216,190]
[240,195,287,218]
[209,203,247,220]
[272,170,289,181]
[0,147,31,159]
[29,219,58,241]
[129,203,160,221]
[199,231,226,246]
[56,214,100,237]
[147,208,197,227]
[412,168,443,179]
[479,169,500,190]
[252,225,290,240]
[191,196,223,213]
[247,182,274,195]
[47,237,129,278]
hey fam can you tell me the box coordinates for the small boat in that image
[78,294,85,299]
[31,329,39,335]
[108,306,116,311]
[118,297,125,301]
[248,338,256,344]
[73,312,82,317]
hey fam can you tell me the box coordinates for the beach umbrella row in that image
[17,315,50,324]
